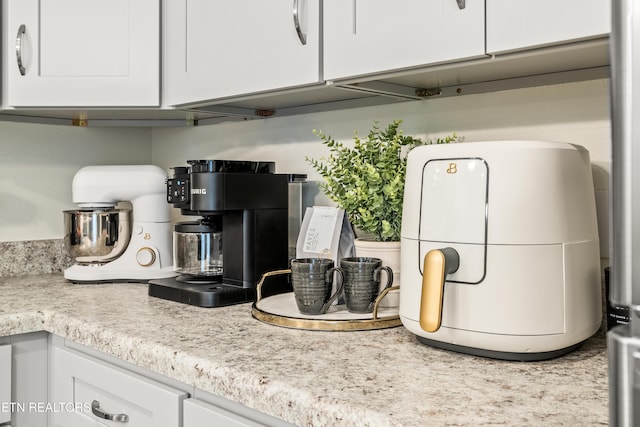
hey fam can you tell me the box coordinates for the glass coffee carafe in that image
[173,219,223,280]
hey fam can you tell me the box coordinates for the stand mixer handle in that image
[420,247,460,333]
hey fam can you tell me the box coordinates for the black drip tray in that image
[148,277,255,307]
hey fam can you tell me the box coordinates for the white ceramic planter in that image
[353,238,400,308]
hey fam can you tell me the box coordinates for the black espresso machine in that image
[148,160,291,307]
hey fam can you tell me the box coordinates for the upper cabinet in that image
[3,0,160,107]
[163,0,322,107]
[323,0,486,82]
[0,0,611,121]
[486,0,611,54]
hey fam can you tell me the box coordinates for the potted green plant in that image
[306,120,459,306]
[306,120,459,241]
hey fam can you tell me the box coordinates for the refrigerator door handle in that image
[610,1,640,425]
[610,0,640,318]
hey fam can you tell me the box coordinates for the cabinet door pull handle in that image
[91,400,129,423]
[456,0,465,9]
[293,0,307,45]
[15,24,26,76]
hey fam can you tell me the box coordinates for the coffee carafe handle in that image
[420,248,460,332]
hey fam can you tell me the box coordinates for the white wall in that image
[151,78,611,256]
[0,122,152,241]
[0,78,612,249]
[152,78,610,175]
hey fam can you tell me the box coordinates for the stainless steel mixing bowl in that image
[63,209,131,263]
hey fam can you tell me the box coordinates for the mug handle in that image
[374,266,394,291]
[370,266,394,314]
[320,267,345,314]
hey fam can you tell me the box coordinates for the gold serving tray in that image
[251,270,401,331]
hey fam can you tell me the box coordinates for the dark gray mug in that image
[340,257,393,313]
[291,258,344,315]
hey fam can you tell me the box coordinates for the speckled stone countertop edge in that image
[0,309,397,427]
[0,272,609,427]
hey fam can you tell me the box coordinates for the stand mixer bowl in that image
[63,209,131,264]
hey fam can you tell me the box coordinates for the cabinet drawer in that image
[0,345,11,424]
[50,346,187,427]
[184,398,263,427]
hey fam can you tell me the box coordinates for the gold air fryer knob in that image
[420,247,460,333]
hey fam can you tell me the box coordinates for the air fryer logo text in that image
[191,188,207,195]
[446,163,458,174]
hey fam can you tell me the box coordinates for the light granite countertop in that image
[0,273,608,426]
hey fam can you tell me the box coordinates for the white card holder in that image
[296,206,355,303]
[296,206,355,263]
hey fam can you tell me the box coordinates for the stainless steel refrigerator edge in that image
[609,1,640,425]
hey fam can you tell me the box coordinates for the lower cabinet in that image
[184,398,264,427]
[49,345,187,427]
[48,338,296,427]
[0,333,293,427]
[0,344,11,424]
[3,332,49,427]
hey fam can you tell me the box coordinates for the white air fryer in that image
[399,140,602,361]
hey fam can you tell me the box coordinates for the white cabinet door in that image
[0,345,10,424]
[50,346,187,427]
[486,0,611,54]
[323,0,486,81]
[11,333,48,427]
[164,0,321,107]
[5,0,160,107]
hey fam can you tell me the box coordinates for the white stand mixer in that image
[63,165,176,283]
